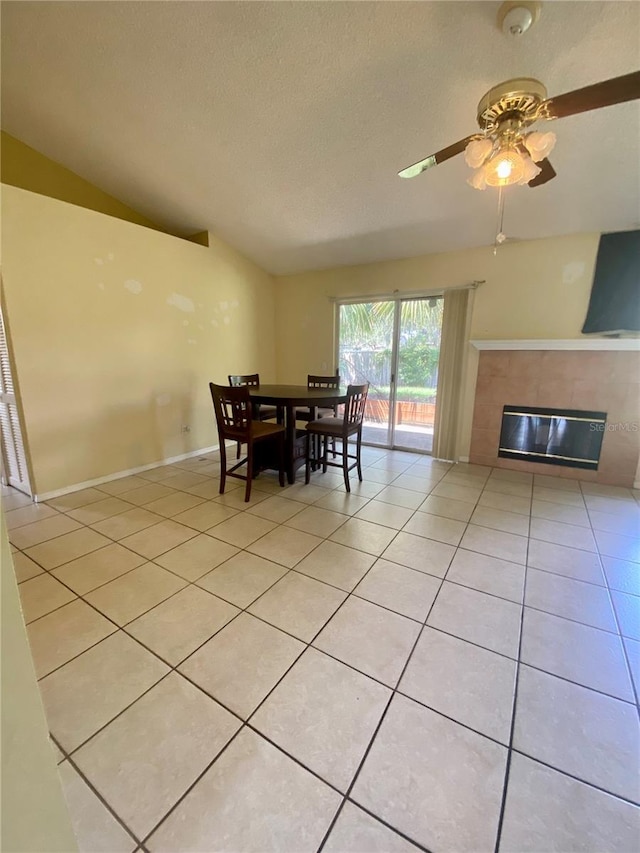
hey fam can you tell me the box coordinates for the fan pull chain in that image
[493,185,507,255]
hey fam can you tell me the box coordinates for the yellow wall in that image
[1,185,276,495]
[1,517,77,851]
[274,232,600,457]
[1,132,172,235]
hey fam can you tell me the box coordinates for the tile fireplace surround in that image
[469,344,640,488]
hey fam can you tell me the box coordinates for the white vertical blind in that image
[0,300,31,495]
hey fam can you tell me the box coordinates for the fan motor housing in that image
[477,78,548,132]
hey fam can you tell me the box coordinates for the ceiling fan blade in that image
[398,135,478,178]
[544,71,640,120]
[528,158,556,188]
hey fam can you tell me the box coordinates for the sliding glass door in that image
[337,297,443,452]
[395,298,443,452]
[337,302,395,446]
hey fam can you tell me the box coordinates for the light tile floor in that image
[4,447,640,852]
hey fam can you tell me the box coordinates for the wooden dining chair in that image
[228,373,279,457]
[295,372,341,421]
[304,383,369,492]
[296,372,341,458]
[210,383,285,502]
[228,374,279,419]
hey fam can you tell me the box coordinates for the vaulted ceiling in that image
[2,1,638,274]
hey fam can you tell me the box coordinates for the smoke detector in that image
[497,1,541,37]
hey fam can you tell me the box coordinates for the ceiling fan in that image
[398,71,640,190]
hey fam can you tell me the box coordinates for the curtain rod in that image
[329,280,485,304]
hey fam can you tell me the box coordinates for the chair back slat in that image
[308,373,340,390]
[229,374,260,387]
[344,383,369,428]
[210,383,252,440]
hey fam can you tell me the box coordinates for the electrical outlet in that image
[181,425,191,433]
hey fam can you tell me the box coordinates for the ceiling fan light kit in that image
[396,0,638,244]
[464,129,553,190]
[398,64,640,241]
[463,77,559,190]
[399,71,640,188]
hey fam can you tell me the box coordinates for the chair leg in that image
[219,442,227,494]
[244,442,253,502]
[236,441,241,460]
[342,437,351,492]
[322,435,328,473]
[305,432,311,485]
[331,406,338,458]
[356,428,363,481]
[278,433,285,488]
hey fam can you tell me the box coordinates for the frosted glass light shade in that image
[467,168,488,190]
[524,131,556,162]
[464,138,493,168]
[518,155,542,184]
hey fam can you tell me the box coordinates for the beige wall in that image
[1,516,77,852]
[274,232,600,457]
[1,185,276,495]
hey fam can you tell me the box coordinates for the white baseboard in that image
[634,480,640,491]
[34,444,222,502]
[458,456,470,463]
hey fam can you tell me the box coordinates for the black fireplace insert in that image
[499,406,607,470]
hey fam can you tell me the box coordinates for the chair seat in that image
[250,420,285,439]
[306,417,358,437]
[227,419,284,444]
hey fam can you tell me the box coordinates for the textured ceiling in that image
[1,1,639,274]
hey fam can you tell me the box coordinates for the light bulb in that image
[484,148,525,187]
[496,159,513,179]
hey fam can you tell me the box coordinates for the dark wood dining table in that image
[248,384,347,483]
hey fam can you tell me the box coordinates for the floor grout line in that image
[491,474,533,853]
[62,750,142,850]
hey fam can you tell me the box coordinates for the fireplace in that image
[498,406,607,470]
[469,346,640,487]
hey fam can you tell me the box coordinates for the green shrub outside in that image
[397,340,440,386]
[371,386,437,402]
